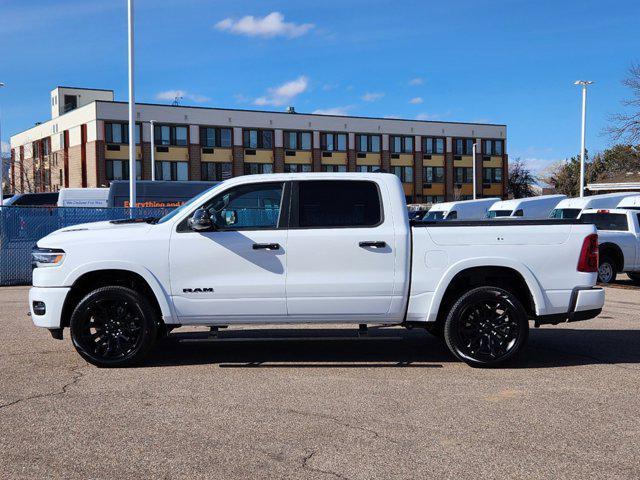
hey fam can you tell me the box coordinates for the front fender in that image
[63,261,177,324]
[424,257,546,323]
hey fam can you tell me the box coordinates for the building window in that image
[454,138,475,155]
[321,133,347,152]
[243,129,274,149]
[201,162,232,181]
[244,163,274,175]
[357,134,381,153]
[483,167,503,183]
[357,165,378,172]
[284,163,312,173]
[155,161,188,181]
[106,160,142,180]
[454,167,474,184]
[105,122,141,145]
[322,165,347,172]
[154,125,188,146]
[392,166,413,183]
[424,166,445,183]
[200,127,232,148]
[284,131,312,150]
[63,95,78,113]
[425,195,445,204]
[482,139,504,156]
[391,135,414,154]
[422,137,445,154]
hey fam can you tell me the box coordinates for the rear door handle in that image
[253,243,281,250]
[359,241,387,249]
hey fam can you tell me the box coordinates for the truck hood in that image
[37,220,155,248]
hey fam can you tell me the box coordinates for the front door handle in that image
[359,241,387,249]
[253,243,281,250]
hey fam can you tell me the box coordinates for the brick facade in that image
[232,146,244,177]
[188,144,201,181]
[274,147,285,173]
[312,148,322,172]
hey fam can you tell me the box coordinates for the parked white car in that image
[486,195,566,219]
[29,173,603,368]
[57,188,109,208]
[550,192,640,219]
[422,197,500,221]
[579,208,640,283]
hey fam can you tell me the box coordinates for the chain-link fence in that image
[0,206,174,286]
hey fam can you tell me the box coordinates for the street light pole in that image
[127,0,136,210]
[574,80,593,197]
[472,142,477,200]
[0,82,5,206]
[150,120,155,181]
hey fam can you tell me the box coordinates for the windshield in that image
[423,211,446,220]
[580,213,629,231]
[549,208,581,219]
[156,184,222,224]
[486,210,512,218]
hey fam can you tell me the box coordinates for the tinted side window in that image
[581,213,629,231]
[298,181,381,228]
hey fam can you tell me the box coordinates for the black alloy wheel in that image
[444,286,529,367]
[70,286,158,368]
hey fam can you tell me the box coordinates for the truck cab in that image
[486,195,566,219]
[422,197,499,221]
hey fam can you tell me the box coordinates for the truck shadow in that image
[143,327,640,370]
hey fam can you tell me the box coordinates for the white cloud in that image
[322,83,339,91]
[215,12,314,38]
[312,106,353,116]
[254,76,308,107]
[0,141,9,153]
[361,92,384,102]
[409,96,423,104]
[409,77,424,86]
[156,89,210,103]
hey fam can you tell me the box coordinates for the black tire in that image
[443,286,529,368]
[626,272,640,284]
[597,255,616,284]
[70,286,158,368]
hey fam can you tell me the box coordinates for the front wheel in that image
[443,286,529,367]
[597,256,616,284]
[70,286,158,368]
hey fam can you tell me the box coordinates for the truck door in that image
[169,181,288,322]
[285,179,397,320]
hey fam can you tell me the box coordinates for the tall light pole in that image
[575,80,593,197]
[0,82,5,205]
[472,142,477,200]
[127,0,136,209]
[150,120,155,181]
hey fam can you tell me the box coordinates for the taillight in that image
[577,233,599,272]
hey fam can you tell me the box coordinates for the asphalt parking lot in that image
[1,282,640,480]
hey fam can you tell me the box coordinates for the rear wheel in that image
[443,286,529,367]
[70,286,158,368]
[597,255,616,284]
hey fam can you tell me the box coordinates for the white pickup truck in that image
[29,173,604,368]
[580,208,640,284]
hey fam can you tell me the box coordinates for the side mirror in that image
[188,208,214,232]
[223,210,238,226]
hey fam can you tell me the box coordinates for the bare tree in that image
[606,63,640,144]
[507,158,538,198]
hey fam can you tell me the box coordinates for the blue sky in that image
[1,0,639,173]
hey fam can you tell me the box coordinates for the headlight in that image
[31,247,65,268]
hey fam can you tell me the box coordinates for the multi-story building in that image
[10,87,508,203]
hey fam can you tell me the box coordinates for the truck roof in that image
[616,195,640,208]
[428,197,500,212]
[488,194,566,210]
[555,192,640,209]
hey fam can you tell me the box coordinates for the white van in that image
[615,195,640,211]
[486,195,566,219]
[422,197,500,220]
[549,192,640,219]
[57,188,109,208]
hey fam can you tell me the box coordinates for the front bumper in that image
[535,286,605,326]
[29,287,70,329]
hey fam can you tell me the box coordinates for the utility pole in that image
[0,82,5,205]
[150,120,155,181]
[127,0,136,210]
[472,142,477,200]
[574,80,593,197]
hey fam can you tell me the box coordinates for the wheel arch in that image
[425,259,545,324]
[598,242,624,272]
[60,264,174,328]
